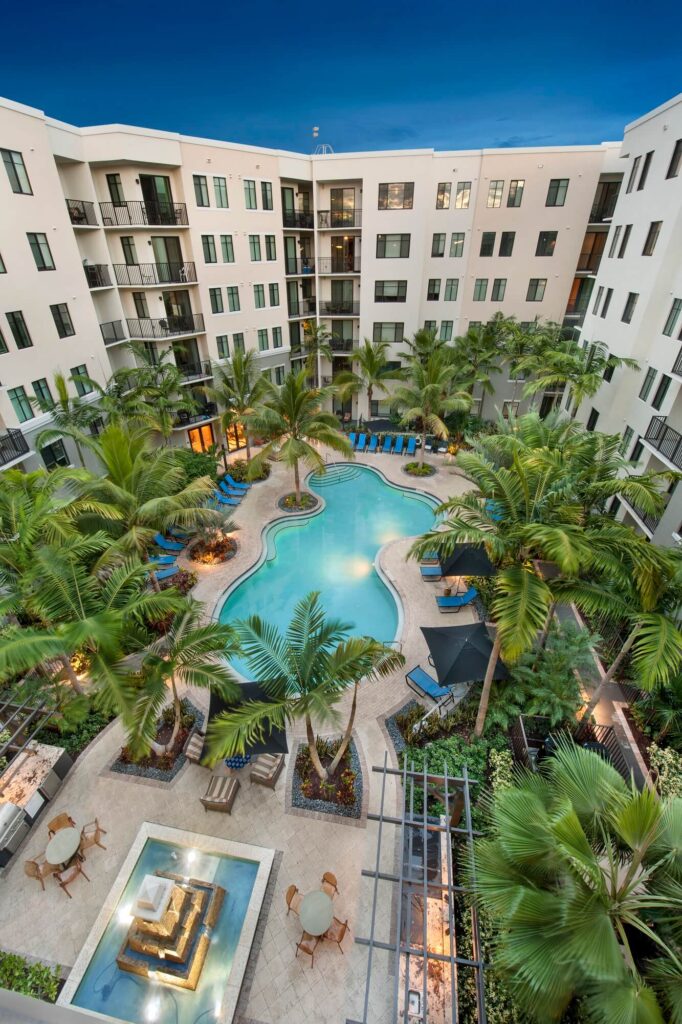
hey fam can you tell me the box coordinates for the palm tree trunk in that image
[305,714,327,781]
[474,632,502,737]
[294,460,301,503]
[74,440,86,468]
[419,432,426,466]
[328,683,358,776]
[537,602,557,652]
[367,385,373,422]
[167,677,182,753]
[58,653,86,696]
[245,433,252,462]
[581,622,642,721]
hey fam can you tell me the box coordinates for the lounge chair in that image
[200,774,240,813]
[226,474,250,491]
[405,437,417,457]
[154,533,183,552]
[382,436,392,454]
[437,441,448,453]
[424,436,434,452]
[405,666,451,702]
[348,432,356,449]
[420,552,439,565]
[184,729,206,764]
[420,565,443,581]
[356,433,367,452]
[211,491,241,507]
[249,753,285,789]
[150,554,176,565]
[436,586,478,612]
[150,565,179,582]
[367,435,378,454]
[394,436,404,455]
[218,479,245,498]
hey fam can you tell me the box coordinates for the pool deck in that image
[0,450,474,1024]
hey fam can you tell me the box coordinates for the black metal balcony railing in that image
[317,209,362,229]
[563,305,587,326]
[100,320,126,345]
[282,210,314,230]
[330,337,356,352]
[66,199,97,226]
[126,314,205,340]
[99,200,189,227]
[317,256,361,274]
[113,262,197,287]
[0,428,30,467]
[645,416,682,469]
[84,264,112,288]
[621,495,662,535]
[673,346,682,377]
[285,257,316,275]
[319,300,360,317]
[174,403,217,428]
[287,298,317,319]
[576,253,603,274]
[177,360,213,382]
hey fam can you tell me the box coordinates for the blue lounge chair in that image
[226,474,250,491]
[150,554,176,565]
[382,436,392,454]
[436,586,478,613]
[154,533,183,552]
[394,436,404,455]
[485,499,503,521]
[211,492,241,508]
[348,432,356,449]
[368,435,378,454]
[405,437,417,457]
[218,479,244,499]
[420,551,439,565]
[152,565,179,582]
[420,565,442,581]
[405,666,450,703]
[356,433,367,452]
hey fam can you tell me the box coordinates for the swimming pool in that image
[219,464,436,677]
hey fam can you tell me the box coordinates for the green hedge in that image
[0,952,60,1002]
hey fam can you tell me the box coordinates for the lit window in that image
[486,180,504,208]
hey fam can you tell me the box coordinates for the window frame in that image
[642,221,662,256]
[376,234,410,258]
[213,176,228,208]
[535,230,558,257]
[479,232,495,257]
[50,302,75,339]
[454,182,471,209]
[377,182,414,210]
[431,233,446,257]
[546,178,569,207]
[27,232,55,271]
[244,180,257,210]
[499,231,515,257]
[1,149,32,195]
[374,280,407,302]
[193,174,209,207]
[449,233,465,258]
[6,310,33,349]
[621,292,639,324]
[507,180,524,207]
[526,278,547,302]
[435,183,451,209]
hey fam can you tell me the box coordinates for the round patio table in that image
[45,827,81,867]
[299,890,334,937]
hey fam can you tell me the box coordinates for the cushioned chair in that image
[184,730,206,764]
[382,436,392,454]
[226,474,250,491]
[285,884,303,915]
[153,533,183,552]
[356,433,367,453]
[218,479,246,499]
[47,812,76,838]
[405,666,451,703]
[393,436,404,455]
[249,753,285,789]
[436,586,478,612]
[367,435,378,453]
[348,432,356,449]
[405,437,417,457]
[420,565,442,581]
[200,774,240,813]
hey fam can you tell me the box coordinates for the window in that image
[639,367,656,401]
[431,232,447,258]
[663,299,682,337]
[526,278,547,302]
[666,139,682,179]
[486,180,504,207]
[133,292,149,318]
[536,231,557,257]
[424,321,436,334]
[221,235,235,263]
[50,303,75,338]
[626,156,641,193]
[202,235,217,263]
[427,279,441,301]
[603,358,615,383]
[216,335,229,359]
[6,311,32,349]
[643,221,662,255]
[269,283,280,306]
[233,332,245,354]
[71,365,92,396]
[499,231,515,257]
[106,173,125,205]
[244,180,257,209]
[637,151,653,190]
[249,235,262,261]
[378,182,414,210]
[265,235,276,261]
[193,174,209,207]
[652,374,671,411]
[261,181,273,210]
[376,234,410,258]
[253,284,265,309]
[444,278,458,301]
[1,149,32,194]
[473,279,488,301]
[0,252,5,273]
[480,232,495,257]
[272,326,283,348]
[32,377,53,409]
[0,329,7,354]
[27,233,55,271]
[375,280,407,302]
[617,225,632,258]
[507,179,524,207]
[620,426,634,455]
[439,321,453,342]
[209,288,224,314]
[546,178,569,206]
[436,183,451,209]
[592,286,604,314]
[631,438,644,461]
[449,233,465,257]
[586,408,599,432]
[258,329,269,351]
[608,225,622,257]
[213,176,228,208]
[491,278,507,302]
[41,439,69,470]
[226,286,240,312]
[274,365,285,385]
[600,288,613,318]
[373,322,404,343]
[261,368,272,384]
[502,401,520,419]
[622,292,639,324]
[121,237,138,265]
[8,386,33,422]
[455,181,471,209]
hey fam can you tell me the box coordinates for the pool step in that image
[310,465,362,487]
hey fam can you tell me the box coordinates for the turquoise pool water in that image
[219,464,436,677]
[72,839,259,1024]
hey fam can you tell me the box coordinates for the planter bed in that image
[277,491,319,513]
[291,737,363,819]
[109,699,204,783]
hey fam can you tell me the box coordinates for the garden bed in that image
[277,491,319,513]
[35,708,116,761]
[291,737,363,819]
[402,461,437,477]
[158,568,197,594]
[110,698,204,783]
[226,457,271,483]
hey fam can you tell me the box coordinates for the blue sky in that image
[2,0,680,152]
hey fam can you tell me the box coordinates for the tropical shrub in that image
[0,952,60,1002]
[403,460,436,477]
[227,457,271,482]
[632,675,682,750]
[159,568,197,594]
[648,742,682,798]
[400,733,506,821]
[35,709,115,758]
[176,446,219,484]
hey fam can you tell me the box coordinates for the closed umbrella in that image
[421,622,509,686]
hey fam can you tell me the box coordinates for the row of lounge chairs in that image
[419,555,478,613]
[348,433,418,456]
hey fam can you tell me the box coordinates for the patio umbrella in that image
[206,682,289,756]
[420,622,509,686]
[439,544,496,577]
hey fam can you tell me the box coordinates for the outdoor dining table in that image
[299,890,334,936]
[45,826,81,868]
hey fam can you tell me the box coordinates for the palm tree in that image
[334,339,401,419]
[302,321,332,386]
[523,338,639,419]
[129,346,198,442]
[399,326,445,365]
[449,320,505,407]
[247,370,353,502]
[472,740,682,1023]
[205,591,404,779]
[33,372,99,467]
[203,350,264,461]
[392,351,471,465]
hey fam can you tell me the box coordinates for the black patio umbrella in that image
[205,682,289,756]
[439,544,496,578]
[421,622,509,686]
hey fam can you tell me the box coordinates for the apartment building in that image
[572,95,682,547]
[0,91,660,476]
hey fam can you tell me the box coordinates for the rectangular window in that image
[232,332,244,353]
[639,367,656,401]
[226,286,240,312]
[32,377,53,408]
[626,156,641,193]
[431,233,446,257]
[378,182,414,209]
[71,365,92,396]
[253,284,265,309]
[221,235,235,263]
[631,438,644,461]
[592,285,604,314]
[424,321,436,334]
[265,235,276,261]
[216,334,229,359]
[486,180,504,207]
[622,292,639,324]
[50,302,75,338]
[269,283,280,307]
[372,322,404,343]
[507,179,524,207]
[620,426,634,455]
[436,183,451,209]
[274,365,285,385]
[0,329,7,354]
[193,174,209,207]
[8,386,33,422]
[209,287,224,314]
[652,374,671,411]
[617,225,632,258]
[449,233,465,257]
[608,225,622,257]
[480,232,495,257]
[491,278,507,302]
[272,326,283,348]
[106,173,125,205]
[0,252,5,273]
[600,288,613,318]
[473,278,488,301]
[244,180,257,209]
[375,280,407,302]
[455,181,471,209]
[261,368,272,384]
[526,278,547,302]
[1,149,32,194]
[133,292,149,318]
[41,439,70,470]
[6,310,32,349]
[261,181,273,210]
[427,279,441,301]
[536,230,558,256]
[637,151,653,190]
[439,321,453,342]
[546,178,569,206]
[202,235,217,263]
[502,401,520,419]
[27,233,55,271]
[376,234,410,258]
[586,408,599,432]
[499,231,515,257]
[258,329,269,351]
[642,221,662,255]
[213,176,228,208]
[444,278,458,301]
[249,235,262,261]
[663,298,682,337]
[666,139,682,179]
[121,236,137,265]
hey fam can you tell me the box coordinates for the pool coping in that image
[57,821,275,1024]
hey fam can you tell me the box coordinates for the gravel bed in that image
[384,700,421,757]
[109,701,204,783]
[291,738,363,819]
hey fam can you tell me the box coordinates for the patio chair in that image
[249,753,285,789]
[225,474,250,491]
[149,564,178,582]
[405,437,417,457]
[420,551,439,565]
[382,435,392,454]
[184,729,206,764]
[153,533,184,552]
[393,436,404,455]
[285,884,303,916]
[79,819,107,858]
[321,871,339,898]
[348,432,356,449]
[367,435,378,454]
[47,812,76,837]
[405,666,451,703]
[213,489,241,506]
[424,436,434,452]
[218,479,246,498]
[420,565,442,581]
[323,916,350,952]
[356,433,367,453]
[295,931,320,967]
[150,554,176,566]
[437,441,448,453]
[200,774,240,813]
[436,586,478,613]
[24,854,58,891]
[54,859,90,899]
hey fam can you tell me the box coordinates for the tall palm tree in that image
[449,320,505,407]
[334,339,402,419]
[399,326,445,365]
[472,740,682,1023]
[33,372,100,467]
[205,591,404,779]
[302,321,332,386]
[129,346,198,442]
[203,350,264,461]
[392,351,471,465]
[523,338,639,419]
[248,370,353,502]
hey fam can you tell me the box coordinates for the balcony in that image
[621,496,662,536]
[126,314,205,340]
[330,337,356,352]
[112,262,197,287]
[317,209,362,229]
[65,199,97,227]
[644,416,682,469]
[177,360,213,383]
[319,301,360,317]
[84,264,112,289]
[563,305,587,327]
[100,320,126,345]
[99,200,189,227]
[575,252,602,274]
[287,298,317,319]
[173,403,218,429]
[0,428,30,468]
[317,256,361,274]
[285,257,316,276]
[282,210,314,230]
